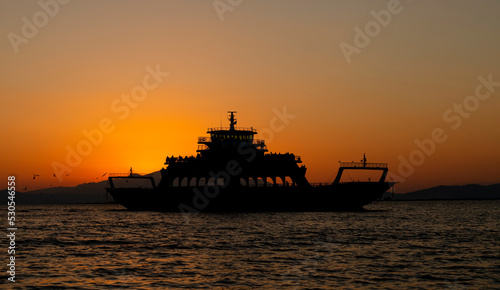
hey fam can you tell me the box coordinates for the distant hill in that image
[389,183,500,201]
[2,171,161,205]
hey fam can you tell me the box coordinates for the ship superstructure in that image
[160,111,308,190]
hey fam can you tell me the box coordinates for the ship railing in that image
[310,182,332,187]
[207,126,257,132]
[197,144,209,151]
[198,137,265,144]
[339,162,387,168]
[165,155,199,163]
[109,173,148,177]
[196,139,266,151]
[252,139,267,150]
[108,173,156,189]
[265,153,301,162]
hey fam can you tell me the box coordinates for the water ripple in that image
[2,201,499,288]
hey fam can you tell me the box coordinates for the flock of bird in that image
[25,172,108,191]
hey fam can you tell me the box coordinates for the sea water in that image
[2,200,499,289]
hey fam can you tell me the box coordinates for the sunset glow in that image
[2,0,499,193]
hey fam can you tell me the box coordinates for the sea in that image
[2,200,499,289]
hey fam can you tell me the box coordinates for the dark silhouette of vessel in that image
[107,112,394,212]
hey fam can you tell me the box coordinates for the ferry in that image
[107,111,394,212]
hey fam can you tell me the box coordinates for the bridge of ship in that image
[333,161,388,183]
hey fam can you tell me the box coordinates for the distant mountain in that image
[2,171,161,205]
[389,183,500,201]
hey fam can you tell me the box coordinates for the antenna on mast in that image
[228,111,237,131]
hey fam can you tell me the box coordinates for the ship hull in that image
[107,182,393,212]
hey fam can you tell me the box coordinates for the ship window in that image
[216,178,225,186]
[172,177,180,187]
[266,177,274,187]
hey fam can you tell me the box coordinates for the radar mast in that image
[228,111,237,131]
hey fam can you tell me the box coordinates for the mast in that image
[228,111,237,131]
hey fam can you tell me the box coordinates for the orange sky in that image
[1,1,499,193]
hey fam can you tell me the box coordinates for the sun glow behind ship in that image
[1,1,499,192]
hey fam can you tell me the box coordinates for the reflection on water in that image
[3,200,499,289]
